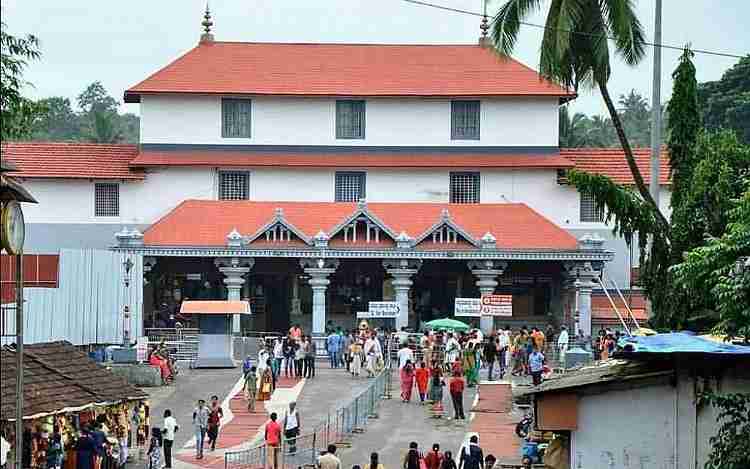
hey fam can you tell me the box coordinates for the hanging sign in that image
[480,294,513,316]
[358,301,400,318]
[454,298,481,317]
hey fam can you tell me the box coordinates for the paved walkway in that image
[470,382,523,463]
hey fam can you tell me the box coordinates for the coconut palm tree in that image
[492,0,669,228]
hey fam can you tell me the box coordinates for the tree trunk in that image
[599,81,670,230]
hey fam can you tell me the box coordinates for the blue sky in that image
[4,0,749,116]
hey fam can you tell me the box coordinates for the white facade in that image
[140,95,559,147]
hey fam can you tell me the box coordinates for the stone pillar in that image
[215,257,254,334]
[383,259,422,330]
[564,260,602,337]
[301,259,339,334]
[468,260,508,334]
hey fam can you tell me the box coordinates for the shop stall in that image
[0,341,149,469]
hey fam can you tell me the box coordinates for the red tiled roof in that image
[125,42,574,102]
[130,149,575,169]
[591,293,649,322]
[1,142,144,180]
[143,200,578,250]
[562,148,671,185]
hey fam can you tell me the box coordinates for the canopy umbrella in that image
[425,318,471,332]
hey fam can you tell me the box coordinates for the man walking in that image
[482,337,497,381]
[318,445,342,469]
[326,330,341,369]
[264,413,282,469]
[162,409,178,468]
[306,336,317,378]
[449,372,466,420]
[283,402,301,455]
[529,347,545,386]
[244,365,257,412]
[459,435,484,469]
[192,399,209,459]
[207,395,224,451]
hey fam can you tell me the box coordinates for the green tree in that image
[618,89,651,146]
[86,110,123,143]
[0,21,44,140]
[77,81,118,114]
[29,97,81,141]
[699,392,750,469]
[698,56,750,144]
[491,0,668,230]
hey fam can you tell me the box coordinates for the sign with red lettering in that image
[480,294,513,316]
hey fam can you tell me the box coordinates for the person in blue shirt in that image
[242,355,253,377]
[528,348,545,386]
[326,331,342,369]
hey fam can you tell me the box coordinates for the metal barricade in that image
[224,367,393,469]
[145,328,199,362]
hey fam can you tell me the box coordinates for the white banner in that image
[480,294,513,316]
[358,301,400,318]
[454,298,481,317]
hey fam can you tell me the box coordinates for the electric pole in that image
[650,0,663,209]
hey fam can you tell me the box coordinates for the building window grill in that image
[336,100,366,139]
[219,171,250,200]
[450,172,480,204]
[451,100,480,140]
[580,192,605,222]
[221,98,252,138]
[94,183,119,217]
[335,171,366,202]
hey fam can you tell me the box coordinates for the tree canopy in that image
[699,55,750,144]
[1,21,44,140]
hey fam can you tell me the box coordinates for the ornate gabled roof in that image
[142,200,578,251]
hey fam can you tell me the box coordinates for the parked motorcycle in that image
[515,412,533,438]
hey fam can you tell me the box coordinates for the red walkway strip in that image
[471,384,521,461]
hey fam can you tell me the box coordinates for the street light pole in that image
[15,252,24,469]
[649,0,663,208]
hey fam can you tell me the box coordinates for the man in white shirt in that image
[397,343,414,369]
[497,328,510,377]
[163,409,179,468]
[557,326,570,367]
[318,444,342,469]
[283,401,301,455]
[364,334,382,377]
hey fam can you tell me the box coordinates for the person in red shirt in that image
[424,443,445,469]
[265,413,282,469]
[207,395,223,451]
[449,373,466,420]
[415,362,430,403]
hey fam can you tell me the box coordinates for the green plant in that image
[699,392,750,469]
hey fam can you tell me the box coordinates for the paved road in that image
[145,367,242,448]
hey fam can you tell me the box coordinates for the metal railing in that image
[225,367,393,469]
[144,327,200,362]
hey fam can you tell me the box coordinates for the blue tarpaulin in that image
[619,332,750,354]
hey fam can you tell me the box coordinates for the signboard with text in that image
[454,298,481,317]
[480,294,513,316]
[358,301,400,318]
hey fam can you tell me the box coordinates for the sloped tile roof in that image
[1,341,147,420]
[561,148,671,185]
[125,42,574,102]
[591,292,648,323]
[142,200,578,250]
[130,148,575,169]
[1,142,143,180]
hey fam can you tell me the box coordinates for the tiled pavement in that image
[174,376,303,468]
[470,381,523,463]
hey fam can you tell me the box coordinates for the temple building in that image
[1,10,670,342]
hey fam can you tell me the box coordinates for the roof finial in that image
[479,0,491,47]
[200,3,214,43]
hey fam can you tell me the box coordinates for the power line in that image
[401,0,747,59]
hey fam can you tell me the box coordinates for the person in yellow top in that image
[364,452,385,469]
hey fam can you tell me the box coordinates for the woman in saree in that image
[462,343,478,387]
[256,364,274,402]
[400,360,416,403]
[148,347,172,384]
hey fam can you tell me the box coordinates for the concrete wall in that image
[140,95,560,147]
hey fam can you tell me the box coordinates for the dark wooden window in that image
[335,171,366,202]
[336,100,366,139]
[451,100,480,140]
[219,171,250,200]
[450,172,480,203]
[222,98,252,138]
[580,192,605,222]
[94,183,119,217]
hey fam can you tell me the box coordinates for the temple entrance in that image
[326,259,386,332]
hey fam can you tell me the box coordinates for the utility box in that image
[564,347,593,369]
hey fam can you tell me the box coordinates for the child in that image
[147,428,162,469]
[244,366,258,412]
[350,340,364,377]
[415,362,430,403]
[46,433,63,469]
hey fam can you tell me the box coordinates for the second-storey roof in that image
[124,42,574,103]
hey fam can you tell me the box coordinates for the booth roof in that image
[0,341,147,421]
[180,300,251,315]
